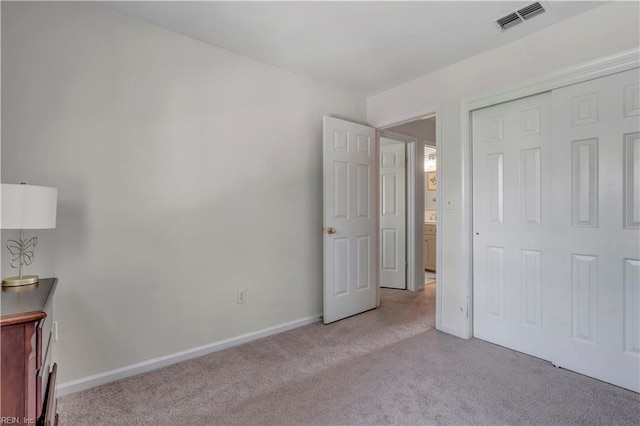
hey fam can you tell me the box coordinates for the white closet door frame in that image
[460,48,640,339]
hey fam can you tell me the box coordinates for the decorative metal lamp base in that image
[3,228,41,287]
[2,275,40,287]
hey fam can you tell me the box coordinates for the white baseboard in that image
[57,314,322,397]
[437,323,465,339]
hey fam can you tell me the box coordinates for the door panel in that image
[323,116,377,323]
[380,141,406,289]
[473,68,640,392]
[473,92,553,362]
[551,68,640,392]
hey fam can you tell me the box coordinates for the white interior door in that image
[472,92,554,361]
[323,116,377,324]
[472,68,640,392]
[380,140,406,289]
[550,68,640,392]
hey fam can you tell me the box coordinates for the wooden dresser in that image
[1,278,58,426]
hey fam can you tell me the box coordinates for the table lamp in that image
[1,183,57,287]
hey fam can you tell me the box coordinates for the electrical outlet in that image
[237,289,246,304]
[53,321,59,342]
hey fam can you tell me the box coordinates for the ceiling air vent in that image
[495,1,547,32]
[496,12,523,31]
[518,2,546,20]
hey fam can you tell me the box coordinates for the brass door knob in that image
[327,227,337,235]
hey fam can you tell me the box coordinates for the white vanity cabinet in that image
[424,224,436,271]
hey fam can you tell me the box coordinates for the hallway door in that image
[380,140,406,289]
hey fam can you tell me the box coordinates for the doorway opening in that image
[378,115,438,321]
[321,112,440,327]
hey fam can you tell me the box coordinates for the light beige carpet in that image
[59,284,639,425]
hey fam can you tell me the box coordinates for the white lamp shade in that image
[1,184,57,229]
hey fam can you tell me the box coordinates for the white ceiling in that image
[100,1,606,96]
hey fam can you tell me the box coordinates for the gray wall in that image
[1,2,365,384]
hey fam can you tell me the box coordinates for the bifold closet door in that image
[473,67,640,392]
[472,92,554,362]
[550,68,640,392]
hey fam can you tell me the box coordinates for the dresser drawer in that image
[36,312,52,371]
[39,363,57,426]
[36,330,53,418]
[424,224,437,235]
